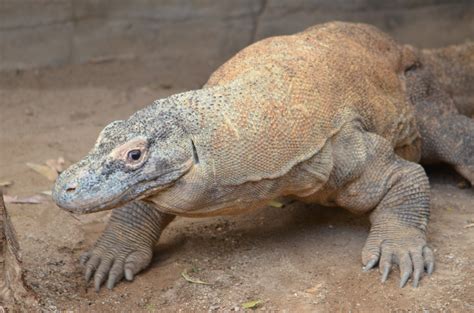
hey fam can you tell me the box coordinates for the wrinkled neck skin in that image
[149,84,260,216]
[148,81,331,217]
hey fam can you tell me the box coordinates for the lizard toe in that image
[84,254,101,283]
[410,247,424,287]
[81,243,153,290]
[107,259,125,290]
[379,247,394,283]
[362,233,434,288]
[94,255,114,292]
[124,250,153,281]
[423,246,435,275]
[80,251,91,266]
[397,252,413,288]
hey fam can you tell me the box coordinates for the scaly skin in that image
[52,22,473,291]
[80,201,174,290]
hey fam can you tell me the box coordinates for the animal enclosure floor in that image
[0,60,473,312]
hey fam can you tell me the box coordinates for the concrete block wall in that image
[0,0,473,71]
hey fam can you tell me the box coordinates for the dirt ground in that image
[0,58,473,312]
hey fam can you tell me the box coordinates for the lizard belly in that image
[148,143,334,217]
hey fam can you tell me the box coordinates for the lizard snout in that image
[52,169,104,213]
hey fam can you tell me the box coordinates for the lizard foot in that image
[80,235,153,291]
[361,229,434,288]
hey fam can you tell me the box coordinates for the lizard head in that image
[52,102,196,213]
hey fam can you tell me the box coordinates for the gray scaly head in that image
[52,98,196,213]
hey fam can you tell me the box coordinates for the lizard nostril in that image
[66,186,77,193]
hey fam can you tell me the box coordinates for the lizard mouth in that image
[53,160,193,214]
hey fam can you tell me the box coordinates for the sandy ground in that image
[0,59,473,312]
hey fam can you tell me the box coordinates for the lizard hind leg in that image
[445,115,474,185]
[416,101,474,185]
[407,64,474,185]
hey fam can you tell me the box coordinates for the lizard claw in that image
[363,256,378,272]
[362,233,434,288]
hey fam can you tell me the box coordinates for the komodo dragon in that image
[52,22,474,291]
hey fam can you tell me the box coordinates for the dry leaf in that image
[3,195,44,204]
[305,283,323,294]
[26,162,58,181]
[464,223,474,229]
[45,157,65,173]
[181,269,212,285]
[0,181,13,187]
[88,53,136,64]
[268,200,283,208]
[242,300,263,309]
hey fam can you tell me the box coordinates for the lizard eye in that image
[110,137,148,167]
[127,149,142,162]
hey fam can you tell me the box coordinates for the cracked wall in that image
[0,0,473,71]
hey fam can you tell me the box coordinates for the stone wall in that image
[1,0,473,71]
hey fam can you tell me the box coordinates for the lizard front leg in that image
[358,161,434,287]
[327,124,434,287]
[80,201,175,291]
